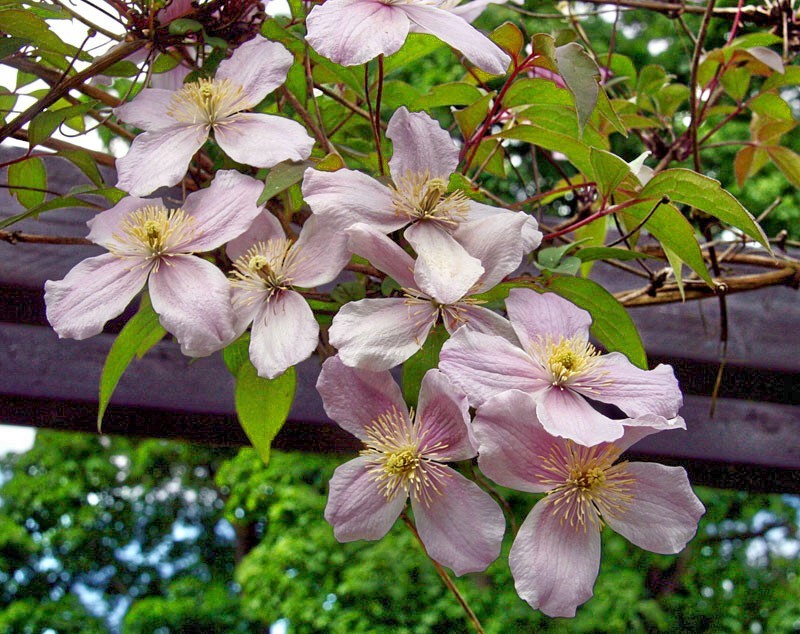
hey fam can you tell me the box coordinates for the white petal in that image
[214,113,314,168]
[386,107,458,182]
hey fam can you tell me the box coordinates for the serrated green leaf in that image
[555,42,600,132]
[548,278,647,368]
[767,146,800,188]
[58,150,104,186]
[258,160,310,204]
[7,156,46,209]
[402,325,449,407]
[97,295,166,430]
[490,22,524,58]
[749,92,793,121]
[590,148,631,198]
[28,101,96,148]
[234,363,296,464]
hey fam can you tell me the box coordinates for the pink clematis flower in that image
[303,107,541,277]
[317,355,505,575]
[115,35,314,196]
[329,220,525,370]
[45,170,264,356]
[226,212,350,379]
[439,288,683,446]
[305,0,510,75]
[472,389,705,617]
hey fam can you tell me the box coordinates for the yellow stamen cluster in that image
[109,205,196,266]
[231,239,298,302]
[532,335,603,387]
[167,77,247,125]
[391,172,470,227]
[400,288,486,339]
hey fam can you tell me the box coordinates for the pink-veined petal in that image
[114,88,179,131]
[411,468,504,575]
[148,255,236,357]
[86,196,162,249]
[302,168,400,232]
[454,212,526,291]
[325,456,407,541]
[472,390,558,493]
[214,113,314,168]
[317,355,409,441]
[216,36,293,107]
[443,304,517,343]
[509,500,601,618]
[306,0,410,66]
[347,223,416,289]
[290,215,351,287]
[329,297,437,371]
[116,124,207,196]
[179,170,265,251]
[416,369,473,461]
[604,462,705,554]
[248,290,319,379]
[226,210,286,262]
[439,328,548,407]
[400,4,509,75]
[536,387,626,446]
[462,202,541,252]
[405,222,483,305]
[506,288,592,349]
[45,254,150,340]
[386,107,458,183]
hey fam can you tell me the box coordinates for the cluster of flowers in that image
[44,8,704,618]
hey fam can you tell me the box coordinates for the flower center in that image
[532,335,603,387]
[109,205,196,265]
[167,77,247,125]
[385,448,421,475]
[231,239,298,301]
[391,172,470,227]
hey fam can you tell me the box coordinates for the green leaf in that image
[555,42,600,132]
[383,34,445,75]
[151,52,181,73]
[330,280,366,305]
[168,18,202,34]
[576,246,655,262]
[594,89,627,136]
[402,325,449,407]
[28,101,96,148]
[233,362,296,465]
[0,35,30,58]
[101,60,141,78]
[590,148,631,198]
[490,22,524,59]
[258,160,309,204]
[7,156,46,209]
[548,278,647,369]
[575,216,608,277]
[640,168,769,249]
[0,10,78,56]
[97,295,166,430]
[749,93,793,121]
[662,245,686,302]
[502,78,572,109]
[496,125,592,175]
[0,194,95,229]
[767,146,800,188]
[453,92,493,139]
[223,334,251,376]
[58,150,104,186]
[413,82,483,109]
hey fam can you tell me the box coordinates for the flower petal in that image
[472,390,558,493]
[290,215,351,287]
[405,222,483,305]
[416,370,474,461]
[454,212,526,291]
[148,255,236,356]
[248,290,318,379]
[329,297,437,371]
[443,304,516,343]
[214,113,314,168]
[509,500,601,618]
[317,355,409,441]
[306,0,410,66]
[179,170,265,251]
[604,462,705,554]
[386,107,458,183]
[449,0,517,22]
[411,468,504,575]
[536,387,625,446]
[226,210,286,262]
[614,414,687,453]
[116,125,207,196]
[302,168,400,232]
[114,88,178,131]
[45,254,150,340]
[347,223,417,289]
[506,288,592,349]
[325,456,407,541]
[400,4,509,75]
[463,202,541,252]
[86,196,163,249]
[216,35,293,107]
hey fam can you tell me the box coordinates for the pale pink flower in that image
[329,221,525,370]
[305,0,510,75]
[115,35,314,196]
[318,356,505,575]
[226,212,350,379]
[472,389,705,617]
[303,107,541,277]
[439,288,683,446]
[45,171,264,356]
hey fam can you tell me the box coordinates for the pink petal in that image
[443,304,517,343]
[116,125,207,196]
[148,254,236,357]
[386,107,458,183]
[248,290,319,379]
[324,456,407,541]
[400,4,509,75]
[86,196,162,249]
[216,35,293,107]
[302,168,400,232]
[347,223,417,289]
[506,288,592,349]
[329,297,437,371]
[214,113,314,168]
[536,387,626,446]
[157,0,193,22]
[439,328,547,408]
[449,0,513,22]
[44,254,150,340]
[306,0,410,66]
[411,468,504,575]
[114,88,178,131]
[604,462,705,554]
[463,202,542,252]
[416,369,474,461]
[453,212,526,291]
[317,355,409,441]
[405,222,483,305]
[509,501,601,618]
[290,215,351,287]
[576,354,683,419]
[226,210,285,262]
[614,414,687,452]
[472,390,558,493]
[179,170,265,251]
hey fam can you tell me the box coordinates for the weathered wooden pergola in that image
[1,147,798,492]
